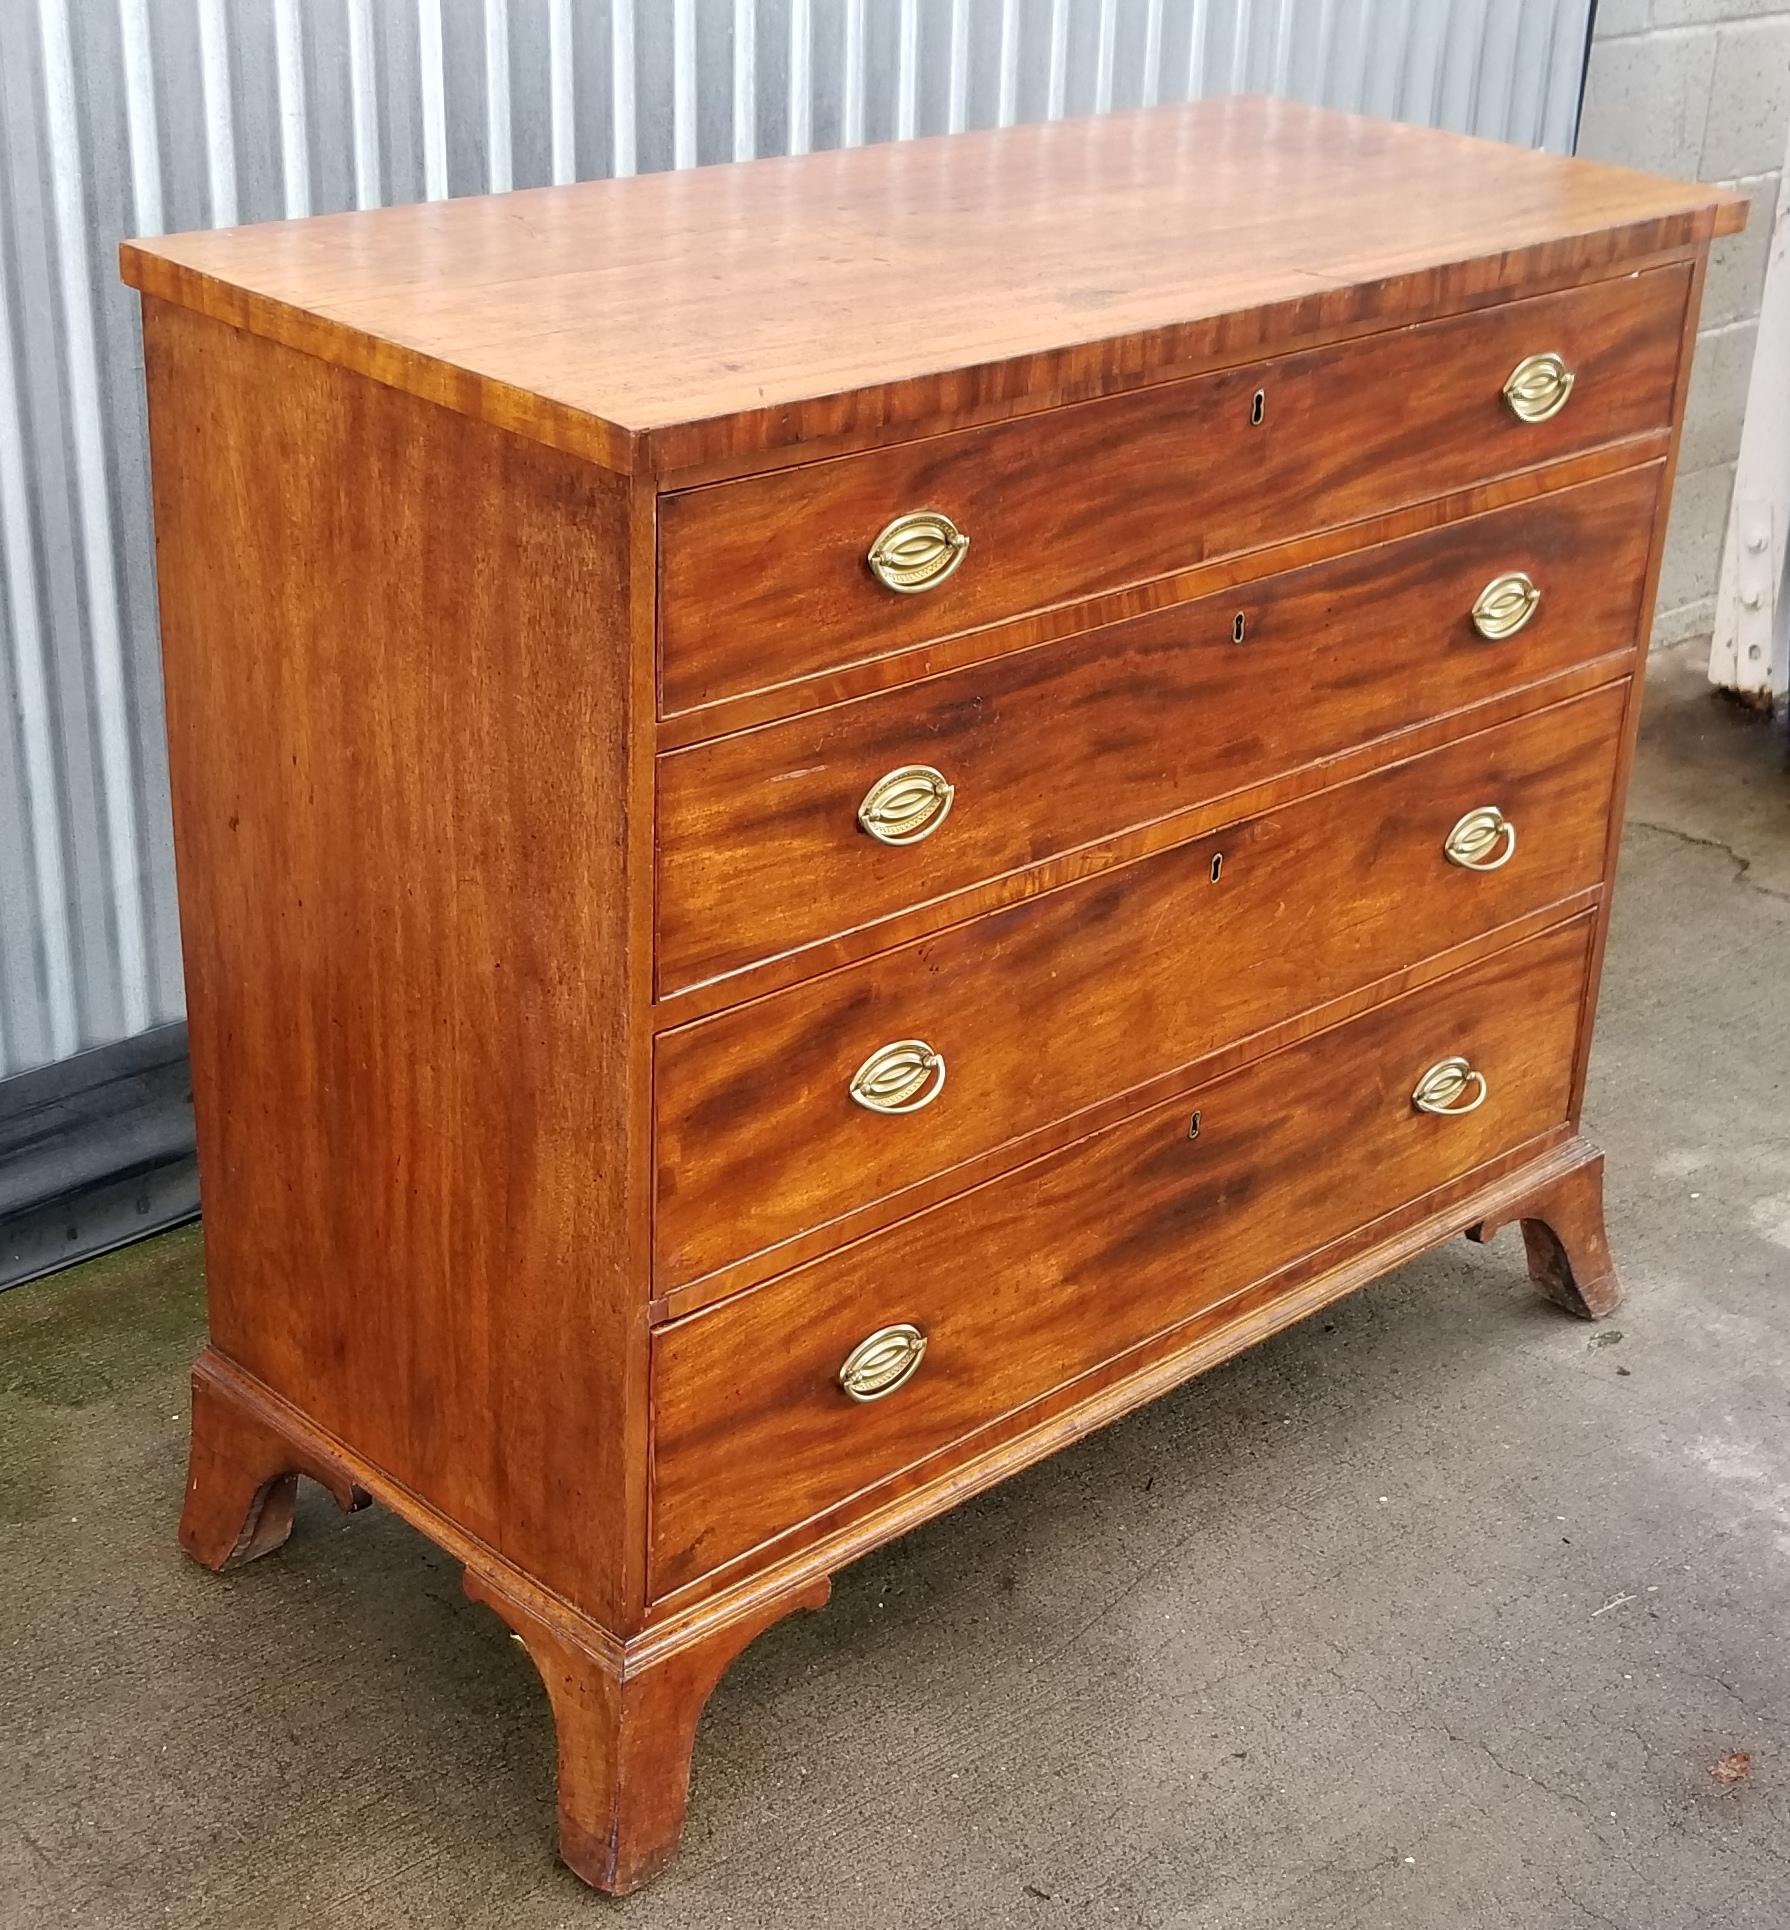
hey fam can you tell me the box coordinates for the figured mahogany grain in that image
[656,444,1678,750]
[654,684,1625,1289]
[120,97,1743,476]
[145,301,654,1630]
[651,918,1594,1593]
[657,267,1686,713]
[656,463,1661,990]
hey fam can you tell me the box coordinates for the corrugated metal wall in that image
[0,0,1594,1082]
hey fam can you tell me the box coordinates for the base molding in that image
[176,1131,1618,1891]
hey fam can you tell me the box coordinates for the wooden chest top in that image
[119,95,1744,476]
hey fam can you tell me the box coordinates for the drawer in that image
[658,265,1689,714]
[650,915,1593,1594]
[657,464,1660,991]
[654,682,1625,1288]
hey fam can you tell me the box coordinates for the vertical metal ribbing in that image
[272,0,313,216]
[841,0,865,149]
[1185,0,1208,99]
[0,242,79,1063]
[482,0,513,192]
[1337,0,1373,111]
[1309,0,1339,107]
[732,0,756,159]
[894,0,919,141]
[1415,0,1453,130]
[117,0,164,235]
[346,0,382,207]
[1140,0,1165,108]
[1271,0,1296,95]
[786,0,811,155]
[672,0,697,170]
[194,0,239,226]
[547,0,574,183]
[945,0,969,133]
[1094,0,1118,113]
[997,0,1020,125]
[419,0,450,199]
[1456,0,1492,134]
[611,0,638,178]
[1227,1,1250,92]
[1536,0,1581,151]
[1046,0,1070,119]
[34,0,150,1040]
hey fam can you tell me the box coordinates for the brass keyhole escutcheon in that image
[867,510,970,594]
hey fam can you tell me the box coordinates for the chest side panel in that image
[144,302,651,1628]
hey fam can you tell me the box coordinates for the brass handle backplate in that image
[1472,570,1541,640]
[839,1323,928,1402]
[858,764,955,846]
[1444,805,1517,872]
[867,510,970,593]
[1412,1056,1489,1116]
[1503,351,1574,424]
[850,1038,947,1114]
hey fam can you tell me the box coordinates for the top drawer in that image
[658,264,1689,716]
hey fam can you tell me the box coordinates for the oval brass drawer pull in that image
[1502,351,1574,423]
[839,1323,928,1402]
[867,510,970,594]
[1444,805,1517,872]
[858,764,955,846]
[850,1038,947,1114]
[1412,1056,1489,1117]
[1471,570,1541,639]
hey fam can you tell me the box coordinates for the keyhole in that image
[1232,611,1247,644]
[1210,852,1224,884]
[1187,1110,1202,1142]
[1250,388,1266,426]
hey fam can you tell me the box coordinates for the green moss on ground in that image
[0,1223,208,1411]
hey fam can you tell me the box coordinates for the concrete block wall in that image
[1579,1,1790,648]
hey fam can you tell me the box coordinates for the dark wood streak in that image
[650,917,1594,1594]
[658,267,1688,713]
[654,685,1627,1289]
[656,464,1662,992]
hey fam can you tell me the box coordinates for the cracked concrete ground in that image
[2,645,1786,1930]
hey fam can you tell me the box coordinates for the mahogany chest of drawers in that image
[123,98,1743,1892]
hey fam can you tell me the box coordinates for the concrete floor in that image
[3,647,1786,1930]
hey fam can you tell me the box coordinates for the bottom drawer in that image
[649,917,1593,1595]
